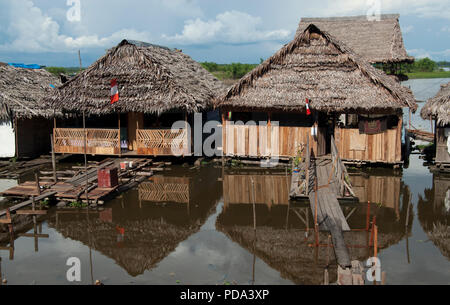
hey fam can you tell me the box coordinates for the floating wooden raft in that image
[1,158,154,203]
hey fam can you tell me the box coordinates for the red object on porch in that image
[97,167,119,188]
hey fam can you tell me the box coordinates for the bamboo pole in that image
[78,50,89,206]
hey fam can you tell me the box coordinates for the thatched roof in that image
[297,15,414,64]
[49,40,225,115]
[216,24,416,113]
[420,82,450,126]
[0,64,60,120]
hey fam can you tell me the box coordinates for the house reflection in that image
[48,167,222,277]
[418,174,450,260]
[218,169,413,284]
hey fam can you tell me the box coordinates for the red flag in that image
[305,98,311,116]
[110,79,119,104]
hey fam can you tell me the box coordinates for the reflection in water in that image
[47,167,222,277]
[418,174,450,260]
[218,169,413,284]
[1,164,450,284]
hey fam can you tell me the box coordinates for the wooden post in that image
[34,172,41,195]
[268,112,272,157]
[221,112,226,167]
[50,134,57,183]
[32,196,38,252]
[6,208,14,260]
[118,113,121,157]
[14,117,19,159]
[409,109,411,130]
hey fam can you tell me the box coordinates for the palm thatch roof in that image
[297,14,414,64]
[0,63,60,120]
[420,82,450,126]
[49,40,225,116]
[216,24,416,114]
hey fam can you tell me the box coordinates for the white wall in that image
[0,121,16,158]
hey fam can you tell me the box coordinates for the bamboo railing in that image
[53,128,120,155]
[136,129,189,156]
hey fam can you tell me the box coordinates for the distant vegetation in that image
[45,67,84,76]
[200,61,261,80]
[44,57,449,81]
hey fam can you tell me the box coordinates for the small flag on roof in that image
[305,98,311,116]
[110,79,119,104]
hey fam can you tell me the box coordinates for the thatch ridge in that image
[297,14,414,64]
[216,24,416,113]
[50,39,225,115]
[0,65,60,120]
[420,82,450,126]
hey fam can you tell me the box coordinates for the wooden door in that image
[127,112,144,151]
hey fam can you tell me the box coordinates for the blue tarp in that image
[8,63,42,69]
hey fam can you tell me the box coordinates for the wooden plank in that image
[15,210,48,215]
[0,192,56,217]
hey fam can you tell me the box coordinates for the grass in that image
[406,71,450,79]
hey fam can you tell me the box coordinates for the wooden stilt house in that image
[0,63,60,158]
[421,82,450,170]
[215,25,416,165]
[50,40,223,157]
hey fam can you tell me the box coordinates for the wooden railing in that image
[139,177,190,204]
[136,129,189,156]
[223,125,319,158]
[330,135,355,197]
[53,128,120,155]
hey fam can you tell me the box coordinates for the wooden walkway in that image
[291,136,357,269]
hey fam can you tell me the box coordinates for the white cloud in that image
[403,25,414,34]
[327,0,450,19]
[0,0,151,53]
[441,26,450,32]
[163,10,291,45]
[408,48,450,60]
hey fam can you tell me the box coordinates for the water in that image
[402,78,449,134]
[0,78,449,285]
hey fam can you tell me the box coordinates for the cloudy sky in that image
[0,0,449,66]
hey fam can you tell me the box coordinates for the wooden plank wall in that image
[223,174,291,208]
[335,117,402,163]
[223,124,321,158]
[436,127,450,164]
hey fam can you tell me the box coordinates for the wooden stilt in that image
[50,134,57,183]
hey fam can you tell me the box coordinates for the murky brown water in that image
[0,154,449,285]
